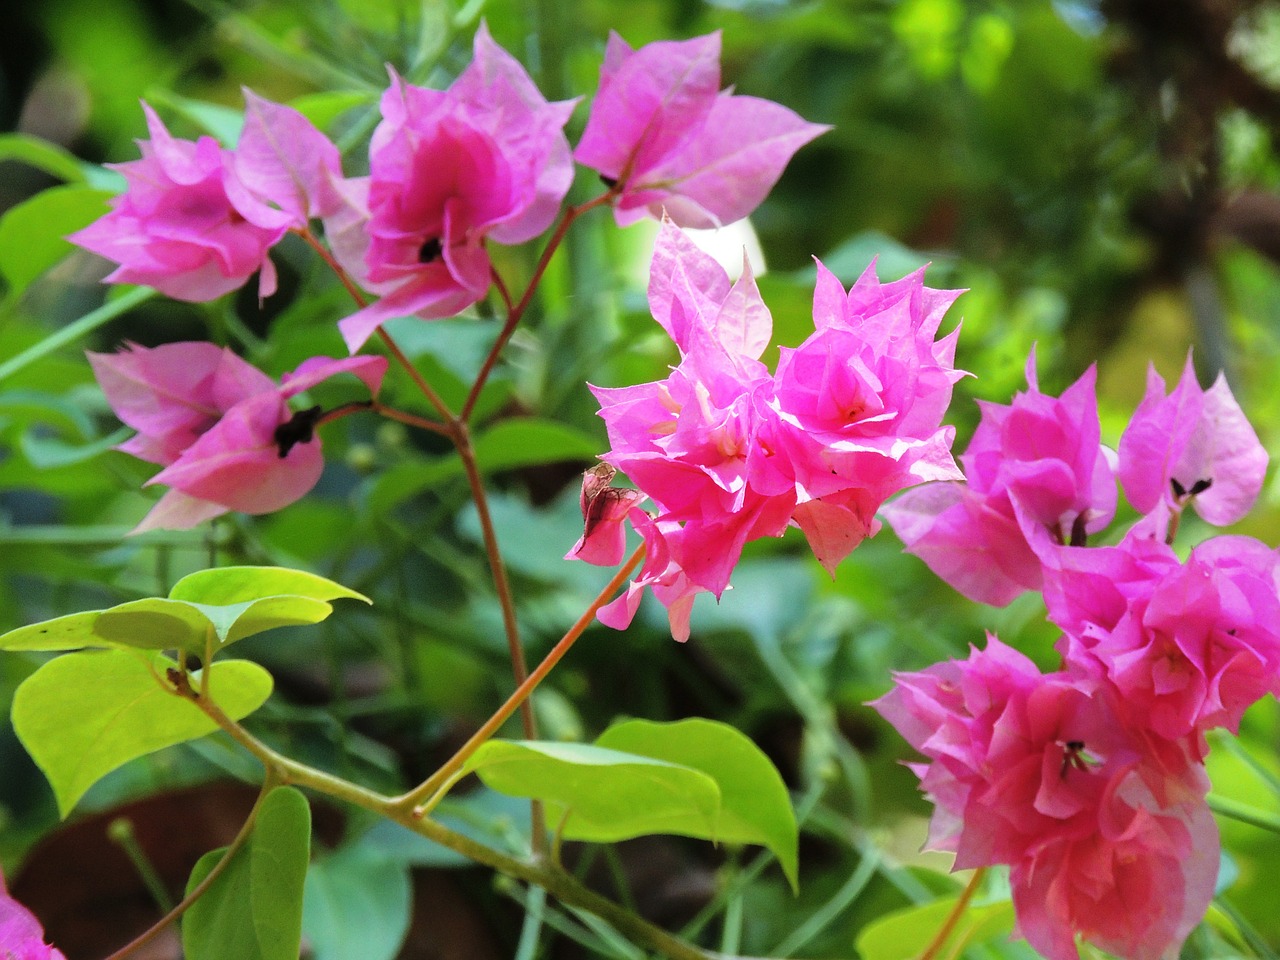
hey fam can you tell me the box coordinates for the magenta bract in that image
[69,103,287,301]
[0,870,66,960]
[575,31,829,228]
[334,24,575,351]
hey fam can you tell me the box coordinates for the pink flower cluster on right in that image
[875,354,1274,960]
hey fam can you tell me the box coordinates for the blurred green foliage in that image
[2,0,1280,957]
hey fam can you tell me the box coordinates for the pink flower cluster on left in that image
[0,869,65,960]
[69,26,827,532]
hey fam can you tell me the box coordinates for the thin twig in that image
[917,867,987,960]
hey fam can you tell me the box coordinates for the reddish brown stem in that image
[461,190,616,421]
[917,867,987,960]
[394,542,646,813]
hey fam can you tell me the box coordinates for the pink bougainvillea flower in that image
[574,31,829,228]
[1049,533,1280,746]
[770,259,965,573]
[1119,356,1267,529]
[0,869,67,960]
[595,510,708,643]
[575,221,962,637]
[883,352,1116,605]
[69,104,287,301]
[333,24,575,351]
[228,90,345,231]
[91,342,387,532]
[872,636,1215,960]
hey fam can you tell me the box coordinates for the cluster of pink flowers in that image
[568,219,964,640]
[71,27,826,531]
[874,353,1275,959]
[0,869,65,960]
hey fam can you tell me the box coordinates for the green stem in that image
[1208,794,1280,834]
[182,674,711,960]
[0,286,155,384]
[394,542,645,812]
[106,817,173,913]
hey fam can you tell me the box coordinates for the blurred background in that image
[2,1,1279,957]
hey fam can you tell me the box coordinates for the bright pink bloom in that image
[574,31,828,228]
[883,353,1116,605]
[576,223,962,636]
[872,636,1215,960]
[596,510,707,643]
[69,104,286,301]
[1049,534,1280,745]
[90,342,387,531]
[770,260,965,573]
[1119,356,1267,530]
[0,869,67,960]
[228,90,345,231]
[333,24,575,351]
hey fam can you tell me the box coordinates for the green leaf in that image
[12,651,273,815]
[854,895,1015,960]
[0,185,113,298]
[0,610,110,652]
[302,844,412,960]
[169,566,369,607]
[465,740,722,842]
[287,91,375,130]
[183,786,312,960]
[0,133,87,183]
[148,91,245,146]
[92,598,219,650]
[595,718,800,890]
[0,568,369,654]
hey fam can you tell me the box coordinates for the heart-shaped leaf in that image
[596,718,799,890]
[183,786,312,960]
[464,740,722,842]
[12,650,273,815]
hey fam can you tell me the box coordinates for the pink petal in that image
[232,89,344,229]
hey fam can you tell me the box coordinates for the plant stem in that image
[175,639,713,960]
[460,190,615,421]
[394,542,645,811]
[918,867,987,960]
[370,401,451,437]
[101,782,271,960]
[1208,794,1280,834]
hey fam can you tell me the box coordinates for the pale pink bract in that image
[69,104,287,301]
[333,24,576,351]
[574,31,829,228]
[91,342,387,532]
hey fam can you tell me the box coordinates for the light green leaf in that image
[0,133,87,183]
[12,651,273,816]
[149,91,245,146]
[92,598,217,650]
[595,718,799,890]
[0,610,110,652]
[169,566,369,607]
[302,845,412,960]
[465,740,722,842]
[0,185,113,298]
[855,895,1015,960]
[183,786,312,960]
